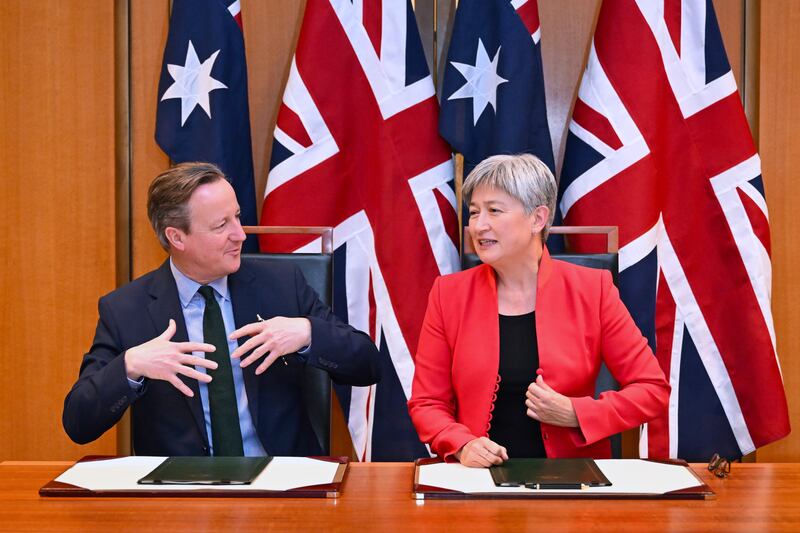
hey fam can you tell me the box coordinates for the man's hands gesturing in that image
[230,317,312,375]
[124,319,218,397]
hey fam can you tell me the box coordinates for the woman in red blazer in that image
[408,154,669,467]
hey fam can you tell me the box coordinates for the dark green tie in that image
[198,285,244,456]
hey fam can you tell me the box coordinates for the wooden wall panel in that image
[0,1,117,460]
[754,0,800,462]
[716,0,745,91]
[130,0,170,277]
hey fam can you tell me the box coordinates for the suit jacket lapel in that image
[228,262,261,425]
[146,260,207,446]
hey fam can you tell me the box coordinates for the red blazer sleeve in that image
[408,278,476,461]
[569,270,670,446]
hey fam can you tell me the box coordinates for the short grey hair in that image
[147,162,228,250]
[462,153,557,238]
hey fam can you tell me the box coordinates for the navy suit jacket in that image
[63,259,380,456]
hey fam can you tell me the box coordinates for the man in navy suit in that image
[63,162,380,456]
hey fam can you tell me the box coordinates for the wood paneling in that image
[716,0,745,91]
[130,0,170,277]
[754,0,800,462]
[0,1,117,459]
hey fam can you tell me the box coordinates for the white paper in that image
[55,456,341,492]
[417,459,703,495]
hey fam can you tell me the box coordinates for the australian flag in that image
[155,0,258,252]
[439,0,555,175]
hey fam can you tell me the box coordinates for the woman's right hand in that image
[455,437,509,467]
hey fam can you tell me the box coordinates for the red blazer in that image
[408,248,669,461]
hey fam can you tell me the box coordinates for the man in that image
[63,162,380,456]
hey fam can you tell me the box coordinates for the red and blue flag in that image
[559,0,789,461]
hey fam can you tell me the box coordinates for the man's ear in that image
[531,205,550,234]
[164,226,186,251]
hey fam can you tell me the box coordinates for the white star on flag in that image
[447,38,508,126]
[161,40,227,126]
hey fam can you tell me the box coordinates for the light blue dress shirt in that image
[169,260,267,457]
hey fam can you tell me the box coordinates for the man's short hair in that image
[147,162,227,250]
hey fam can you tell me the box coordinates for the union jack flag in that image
[559,0,789,461]
[259,0,459,461]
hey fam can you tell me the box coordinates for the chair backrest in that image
[462,226,625,458]
[243,226,334,455]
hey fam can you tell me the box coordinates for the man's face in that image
[171,179,246,284]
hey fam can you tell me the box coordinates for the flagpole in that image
[439,0,465,250]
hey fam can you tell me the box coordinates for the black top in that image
[489,311,546,458]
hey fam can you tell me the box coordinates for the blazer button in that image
[543,433,548,440]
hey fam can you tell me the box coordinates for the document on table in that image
[418,459,703,495]
[55,456,341,492]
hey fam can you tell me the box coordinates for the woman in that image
[408,154,669,467]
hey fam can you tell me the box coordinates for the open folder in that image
[413,457,715,499]
[40,455,349,498]
[137,457,271,485]
[490,458,611,489]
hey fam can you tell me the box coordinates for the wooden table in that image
[1,461,799,532]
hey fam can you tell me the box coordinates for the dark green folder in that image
[137,457,271,485]
[490,458,612,489]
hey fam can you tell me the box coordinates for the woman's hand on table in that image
[455,437,509,467]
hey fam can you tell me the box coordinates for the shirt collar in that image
[169,259,230,308]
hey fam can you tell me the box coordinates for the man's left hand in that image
[525,375,579,427]
[230,317,312,375]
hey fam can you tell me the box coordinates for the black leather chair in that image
[243,226,334,455]
[462,226,628,458]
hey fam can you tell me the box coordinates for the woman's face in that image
[468,185,546,268]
